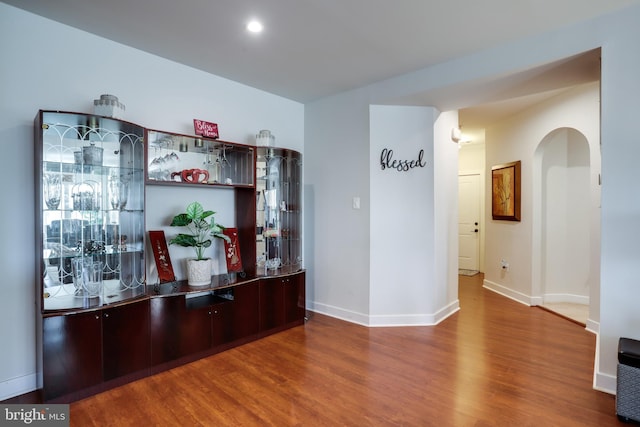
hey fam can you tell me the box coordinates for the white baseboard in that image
[309,302,370,326]
[0,373,37,401]
[594,369,617,395]
[309,299,460,327]
[530,295,543,306]
[368,300,460,327]
[591,331,617,395]
[586,319,599,335]
[543,293,590,305]
[482,279,533,306]
[433,300,461,325]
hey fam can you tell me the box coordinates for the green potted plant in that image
[169,201,230,286]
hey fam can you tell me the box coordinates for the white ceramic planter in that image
[186,258,212,287]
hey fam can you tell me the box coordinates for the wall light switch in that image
[352,196,361,210]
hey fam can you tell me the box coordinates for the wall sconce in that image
[451,127,462,143]
[452,126,473,145]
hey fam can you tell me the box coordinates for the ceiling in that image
[4,0,636,106]
[458,48,601,133]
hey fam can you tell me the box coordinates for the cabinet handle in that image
[104,313,109,318]
[95,315,100,320]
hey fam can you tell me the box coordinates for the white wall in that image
[306,4,635,392]
[304,90,372,324]
[369,106,438,325]
[310,103,460,327]
[434,111,462,317]
[598,9,640,393]
[0,3,303,400]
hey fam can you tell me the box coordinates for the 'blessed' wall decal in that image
[380,148,426,172]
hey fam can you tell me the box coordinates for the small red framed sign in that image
[223,228,243,273]
[193,119,219,139]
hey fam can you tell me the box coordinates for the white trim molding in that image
[309,300,460,327]
[0,373,37,401]
[483,279,535,306]
[593,332,616,395]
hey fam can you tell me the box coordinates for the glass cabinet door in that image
[37,111,146,311]
[256,147,302,275]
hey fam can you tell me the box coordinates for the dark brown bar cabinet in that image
[35,111,305,403]
[35,110,148,402]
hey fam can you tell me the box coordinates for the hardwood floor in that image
[70,274,625,426]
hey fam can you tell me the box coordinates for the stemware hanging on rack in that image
[148,136,179,180]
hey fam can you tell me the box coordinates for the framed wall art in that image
[491,161,521,221]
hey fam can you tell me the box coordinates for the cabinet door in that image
[211,300,234,346]
[180,304,212,356]
[259,277,285,331]
[42,311,102,401]
[284,272,306,324]
[102,299,150,381]
[150,296,181,366]
[232,282,260,340]
[37,111,146,312]
[255,147,302,274]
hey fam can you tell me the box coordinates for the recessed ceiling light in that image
[247,20,263,33]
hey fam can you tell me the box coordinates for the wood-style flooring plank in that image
[70,274,625,426]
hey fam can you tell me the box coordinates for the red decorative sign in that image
[193,119,219,139]
[223,228,243,273]
[149,230,176,283]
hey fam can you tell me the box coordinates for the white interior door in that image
[459,174,480,271]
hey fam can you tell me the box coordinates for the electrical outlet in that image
[352,196,360,210]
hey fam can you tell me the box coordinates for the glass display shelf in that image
[42,280,147,312]
[146,129,255,187]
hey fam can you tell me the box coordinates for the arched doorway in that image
[533,127,597,326]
